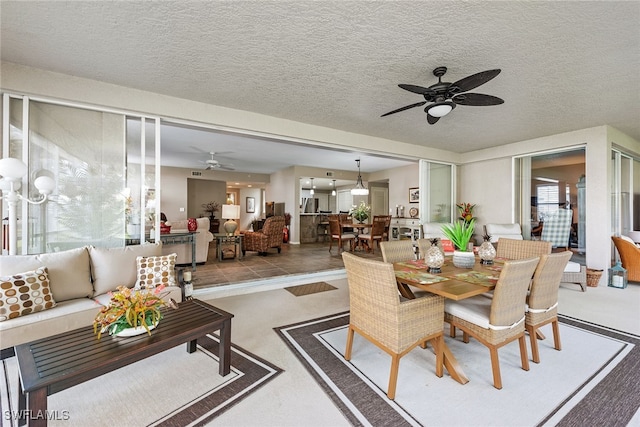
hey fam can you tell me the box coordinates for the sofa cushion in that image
[89,243,162,296]
[0,267,56,321]
[136,253,177,289]
[0,247,92,302]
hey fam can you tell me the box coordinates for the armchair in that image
[242,216,285,256]
[611,236,640,282]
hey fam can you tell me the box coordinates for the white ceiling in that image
[2,1,639,187]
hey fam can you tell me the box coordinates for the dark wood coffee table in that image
[14,299,233,427]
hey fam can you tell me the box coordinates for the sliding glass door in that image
[1,94,160,254]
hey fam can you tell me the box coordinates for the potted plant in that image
[201,201,221,219]
[441,219,476,268]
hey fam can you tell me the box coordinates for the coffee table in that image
[14,299,233,427]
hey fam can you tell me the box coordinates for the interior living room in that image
[0,2,639,426]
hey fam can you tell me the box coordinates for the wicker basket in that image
[586,269,603,287]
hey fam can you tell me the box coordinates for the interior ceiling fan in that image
[202,152,235,171]
[381,66,504,124]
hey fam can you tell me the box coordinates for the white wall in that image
[369,163,419,215]
[239,187,262,230]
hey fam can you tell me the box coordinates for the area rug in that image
[1,334,282,427]
[275,312,639,427]
[285,282,337,297]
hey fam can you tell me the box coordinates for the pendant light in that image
[309,178,314,195]
[331,179,336,196]
[351,159,369,195]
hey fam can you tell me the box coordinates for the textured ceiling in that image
[1,1,639,176]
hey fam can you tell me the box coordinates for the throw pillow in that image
[135,253,177,289]
[0,267,56,322]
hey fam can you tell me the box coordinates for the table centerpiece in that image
[441,218,476,268]
[349,201,371,223]
[93,285,168,339]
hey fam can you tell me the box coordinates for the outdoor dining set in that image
[342,237,571,400]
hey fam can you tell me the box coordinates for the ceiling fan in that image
[381,66,504,124]
[202,152,235,171]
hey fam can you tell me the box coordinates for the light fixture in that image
[426,100,456,118]
[331,179,336,196]
[309,178,314,195]
[0,158,55,255]
[351,159,369,196]
[221,204,241,235]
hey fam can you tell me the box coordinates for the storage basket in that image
[586,269,603,287]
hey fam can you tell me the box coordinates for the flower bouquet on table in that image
[93,285,168,339]
[349,201,371,223]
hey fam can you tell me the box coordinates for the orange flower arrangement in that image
[93,285,167,339]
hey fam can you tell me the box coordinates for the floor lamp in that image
[0,158,55,255]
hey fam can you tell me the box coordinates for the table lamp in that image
[221,204,241,235]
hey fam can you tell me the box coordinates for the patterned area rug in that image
[284,282,337,297]
[1,334,282,427]
[275,312,639,426]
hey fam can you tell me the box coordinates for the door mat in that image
[285,282,337,297]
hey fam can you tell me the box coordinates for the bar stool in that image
[317,210,331,242]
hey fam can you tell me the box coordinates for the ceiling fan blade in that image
[427,114,440,125]
[451,69,501,93]
[398,84,436,96]
[218,166,235,171]
[381,101,427,117]
[453,93,504,106]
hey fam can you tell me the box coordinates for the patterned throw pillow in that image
[135,254,177,289]
[0,267,56,321]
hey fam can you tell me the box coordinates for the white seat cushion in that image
[485,223,523,243]
[445,296,492,329]
[564,260,581,273]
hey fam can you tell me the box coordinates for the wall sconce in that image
[0,158,55,255]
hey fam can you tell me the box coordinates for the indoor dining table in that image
[341,222,372,251]
[393,257,505,384]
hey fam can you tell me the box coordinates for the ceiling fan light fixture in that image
[351,159,369,196]
[427,101,455,118]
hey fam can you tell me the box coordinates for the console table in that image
[390,217,421,242]
[126,232,197,270]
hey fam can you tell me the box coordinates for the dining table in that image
[393,257,506,385]
[341,222,372,251]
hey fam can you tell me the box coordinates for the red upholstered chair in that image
[242,216,285,256]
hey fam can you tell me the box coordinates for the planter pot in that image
[114,322,157,337]
[452,250,475,269]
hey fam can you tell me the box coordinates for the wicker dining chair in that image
[495,238,551,260]
[444,257,540,389]
[342,252,445,400]
[380,240,416,263]
[525,251,572,363]
[328,218,355,253]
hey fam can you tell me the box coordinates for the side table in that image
[215,233,243,261]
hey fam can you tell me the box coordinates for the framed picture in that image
[409,187,419,203]
[246,197,255,213]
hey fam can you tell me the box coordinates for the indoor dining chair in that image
[342,252,445,400]
[525,251,572,363]
[328,218,355,253]
[444,257,540,389]
[358,217,387,254]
